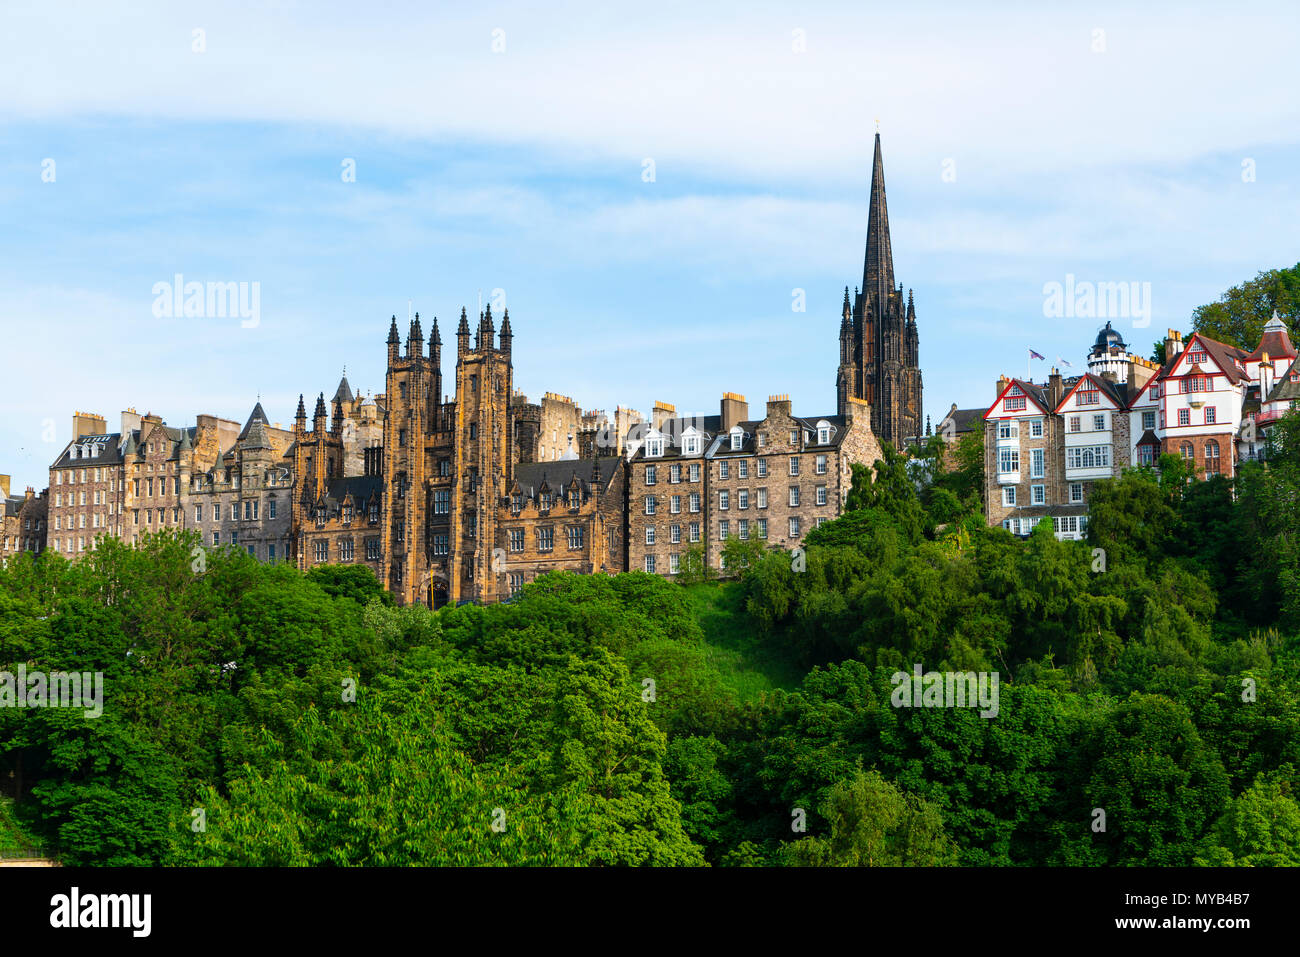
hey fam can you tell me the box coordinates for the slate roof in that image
[511,458,620,501]
[319,475,382,507]
[939,406,984,435]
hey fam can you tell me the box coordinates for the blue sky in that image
[3,0,1299,490]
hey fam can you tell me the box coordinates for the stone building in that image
[1,477,46,562]
[293,377,386,579]
[499,456,625,596]
[836,133,923,448]
[627,392,882,577]
[188,403,296,561]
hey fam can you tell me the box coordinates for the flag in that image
[1029,349,1045,361]
[1057,356,1072,368]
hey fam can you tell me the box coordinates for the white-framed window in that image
[998,448,1019,473]
[815,454,827,474]
[509,573,524,596]
[1065,446,1111,469]
[689,463,701,482]
[1093,413,1106,431]
[670,524,681,544]
[646,527,656,545]
[1069,482,1084,504]
[645,555,656,573]
[689,492,700,513]
[510,528,525,552]
[340,539,354,561]
[816,486,827,506]
[537,527,554,551]
[756,488,767,508]
[789,457,799,476]
[730,428,743,451]
[1029,419,1043,438]
[720,461,730,479]
[645,495,657,515]
[670,495,681,514]
[1178,408,1190,426]
[789,486,800,506]
[683,435,700,455]
[738,460,748,479]
[314,540,327,562]
[1068,416,1081,433]
[756,518,767,539]
[789,517,800,538]
[689,522,700,543]
[719,490,729,510]
[670,464,681,483]
[998,421,1018,440]
[1030,448,1044,478]
[647,438,664,457]
[567,526,584,549]
[1142,411,1156,431]
[817,426,831,444]
[1031,484,1045,505]
[1205,407,1217,424]
[194,505,202,522]
[738,489,749,509]
[719,520,729,541]
[756,459,767,478]
[1002,486,1017,506]
[645,464,657,485]
[670,554,681,573]
[738,519,749,540]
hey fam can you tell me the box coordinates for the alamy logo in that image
[0,666,103,718]
[890,664,999,718]
[152,274,260,328]
[1042,273,1151,328]
[50,887,151,937]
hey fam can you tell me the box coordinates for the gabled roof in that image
[986,378,1051,418]
[1177,333,1250,385]
[938,406,985,435]
[1056,373,1130,413]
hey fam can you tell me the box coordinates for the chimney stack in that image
[766,394,792,418]
[72,411,107,441]
[1048,370,1063,406]
[0,474,9,499]
[651,401,676,432]
[1165,329,1184,361]
[996,375,1010,398]
[720,392,748,432]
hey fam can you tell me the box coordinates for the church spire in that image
[862,132,895,306]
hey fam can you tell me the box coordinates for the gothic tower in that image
[836,133,924,447]
[450,303,514,604]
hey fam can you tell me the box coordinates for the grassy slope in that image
[0,796,42,857]
[681,581,805,701]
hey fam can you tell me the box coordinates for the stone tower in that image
[836,133,923,448]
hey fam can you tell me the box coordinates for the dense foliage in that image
[2,412,1298,866]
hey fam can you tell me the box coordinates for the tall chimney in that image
[720,392,749,432]
[651,401,676,432]
[1048,369,1064,407]
[0,474,10,499]
[1165,329,1184,360]
[72,411,107,440]
[996,375,1010,398]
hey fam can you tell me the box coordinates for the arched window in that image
[1180,442,1194,460]
[1205,440,1220,474]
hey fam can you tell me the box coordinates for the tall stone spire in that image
[862,132,895,307]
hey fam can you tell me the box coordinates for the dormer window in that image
[729,428,743,451]
[683,435,700,455]
[816,420,832,445]
[647,438,664,457]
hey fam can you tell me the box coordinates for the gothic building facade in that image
[836,133,924,448]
